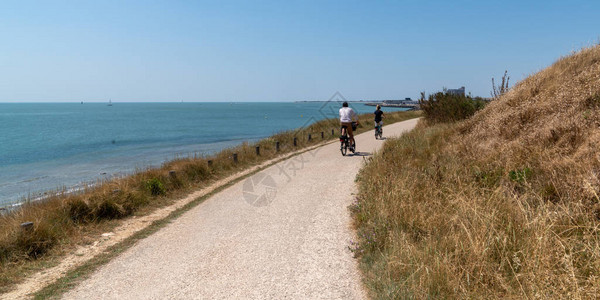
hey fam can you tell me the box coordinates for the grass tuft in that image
[65,199,92,223]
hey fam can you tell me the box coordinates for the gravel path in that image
[63,118,419,300]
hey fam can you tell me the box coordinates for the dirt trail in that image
[18,118,418,299]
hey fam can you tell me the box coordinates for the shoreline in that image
[363,102,420,109]
[0,102,409,208]
[0,139,263,211]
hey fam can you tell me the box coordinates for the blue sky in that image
[1,0,598,102]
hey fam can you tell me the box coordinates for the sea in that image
[0,102,408,207]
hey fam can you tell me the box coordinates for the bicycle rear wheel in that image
[340,141,347,156]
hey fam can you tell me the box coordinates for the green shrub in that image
[419,91,487,123]
[145,178,166,196]
[508,167,532,184]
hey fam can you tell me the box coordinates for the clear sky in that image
[1,0,599,102]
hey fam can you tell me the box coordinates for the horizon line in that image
[0,99,395,104]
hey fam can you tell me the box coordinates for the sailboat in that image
[108,99,113,106]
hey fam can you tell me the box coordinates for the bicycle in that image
[374,124,382,140]
[340,122,357,156]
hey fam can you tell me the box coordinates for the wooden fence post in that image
[21,222,33,231]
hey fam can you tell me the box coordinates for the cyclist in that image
[339,102,359,149]
[374,105,384,133]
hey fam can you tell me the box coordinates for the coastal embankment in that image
[0,110,420,298]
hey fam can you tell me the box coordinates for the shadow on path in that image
[351,152,372,157]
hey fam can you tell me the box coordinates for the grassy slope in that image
[353,45,600,299]
[0,109,421,293]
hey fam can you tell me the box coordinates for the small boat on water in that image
[108,99,113,106]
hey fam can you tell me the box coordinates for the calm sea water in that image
[0,102,407,206]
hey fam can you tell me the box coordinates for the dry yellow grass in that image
[353,45,600,299]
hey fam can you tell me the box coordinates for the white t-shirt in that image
[339,107,357,123]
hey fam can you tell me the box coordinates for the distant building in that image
[381,98,413,104]
[377,99,419,105]
[383,100,404,104]
[447,86,465,96]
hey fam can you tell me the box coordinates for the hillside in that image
[463,45,600,183]
[353,45,600,298]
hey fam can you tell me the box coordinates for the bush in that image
[145,178,166,196]
[65,198,92,223]
[94,198,126,219]
[16,224,58,259]
[121,191,149,214]
[419,91,487,123]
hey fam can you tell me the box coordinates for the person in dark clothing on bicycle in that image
[374,105,384,128]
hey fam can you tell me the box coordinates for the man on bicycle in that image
[374,104,384,129]
[339,102,359,148]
